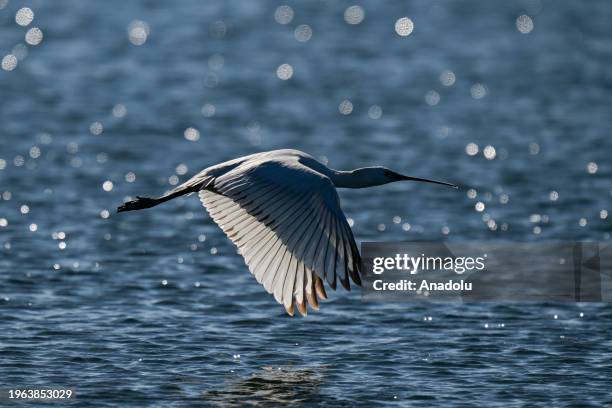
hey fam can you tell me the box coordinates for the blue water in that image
[1,0,611,406]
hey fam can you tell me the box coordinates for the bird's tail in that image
[117,175,213,213]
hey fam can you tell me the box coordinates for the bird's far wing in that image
[198,159,361,316]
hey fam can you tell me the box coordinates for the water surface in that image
[1,0,611,406]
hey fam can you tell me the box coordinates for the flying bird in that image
[117,149,457,316]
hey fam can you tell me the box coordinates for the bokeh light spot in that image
[338,99,354,115]
[276,63,294,80]
[1,54,18,71]
[516,15,534,34]
[128,20,150,45]
[395,17,414,36]
[344,5,365,25]
[274,5,294,25]
[15,7,34,26]
[25,27,43,45]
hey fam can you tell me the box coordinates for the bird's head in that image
[344,166,458,189]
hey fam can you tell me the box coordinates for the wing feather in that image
[199,158,361,315]
[295,262,306,316]
[270,196,316,301]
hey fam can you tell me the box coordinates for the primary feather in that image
[196,150,361,316]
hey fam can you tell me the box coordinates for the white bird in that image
[117,149,457,316]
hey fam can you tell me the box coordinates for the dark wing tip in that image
[116,196,157,213]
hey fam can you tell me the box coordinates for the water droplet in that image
[465,143,479,156]
[483,145,496,160]
[112,104,127,118]
[274,5,294,25]
[516,15,534,34]
[276,63,293,80]
[13,155,25,166]
[395,17,414,36]
[15,7,34,26]
[1,54,18,71]
[488,219,498,231]
[175,164,188,175]
[368,105,382,119]
[90,122,104,135]
[201,104,216,118]
[338,99,353,115]
[25,27,43,45]
[344,5,365,25]
[29,146,41,159]
[439,70,456,86]
[184,127,200,141]
[128,20,150,45]
[102,180,114,191]
[470,83,487,99]
[294,24,312,42]
[425,90,440,106]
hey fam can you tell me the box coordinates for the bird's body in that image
[118,149,456,316]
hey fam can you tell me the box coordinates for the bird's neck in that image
[330,169,382,189]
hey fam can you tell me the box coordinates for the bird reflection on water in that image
[203,365,325,406]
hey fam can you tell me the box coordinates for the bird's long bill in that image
[399,174,458,189]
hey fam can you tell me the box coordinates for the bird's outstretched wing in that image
[199,159,361,316]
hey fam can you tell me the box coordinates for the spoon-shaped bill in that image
[398,174,458,189]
